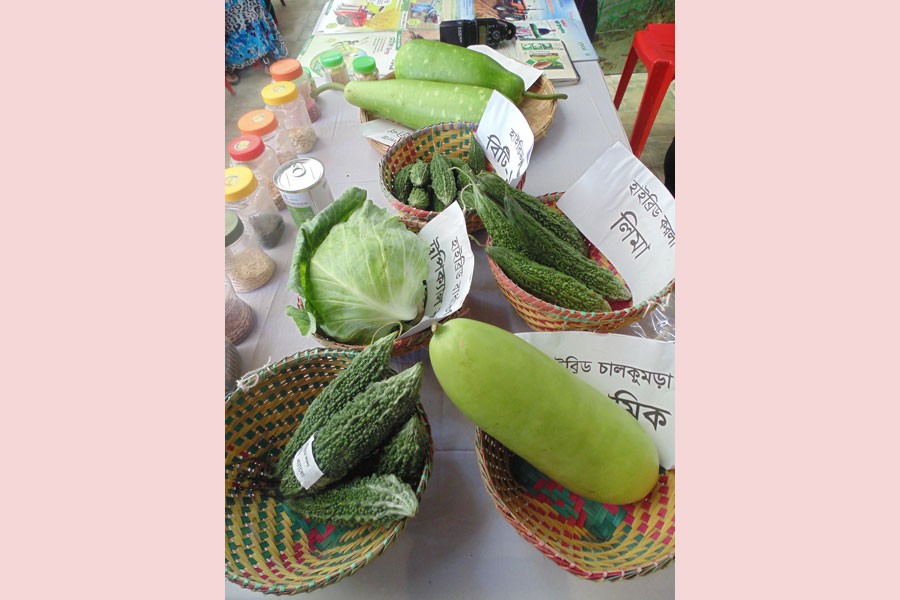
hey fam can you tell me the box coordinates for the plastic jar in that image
[225,166,285,249]
[225,277,255,345]
[261,81,317,154]
[270,58,320,122]
[352,55,379,81]
[227,134,285,210]
[320,50,350,85]
[237,109,295,165]
[225,211,275,293]
[226,339,241,395]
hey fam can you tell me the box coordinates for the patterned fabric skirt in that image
[225,0,288,72]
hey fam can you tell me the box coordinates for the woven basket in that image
[379,121,525,233]
[487,192,675,332]
[225,348,435,594]
[476,430,674,580]
[360,72,559,155]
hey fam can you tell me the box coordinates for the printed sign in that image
[517,331,675,469]
[400,202,474,337]
[357,118,414,145]
[475,91,533,184]
[292,433,326,489]
[556,141,675,303]
[468,44,542,89]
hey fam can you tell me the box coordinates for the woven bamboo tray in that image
[360,72,559,155]
[476,430,675,580]
[379,121,525,233]
[225,348,435,594]
[487,192,675,332]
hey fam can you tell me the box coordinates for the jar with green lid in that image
[261,80,317,154]
[225,211,275,293]
[225,166,285,249]
[319,50,349,85]
[351,55,379,81]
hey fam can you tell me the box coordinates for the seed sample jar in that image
[225,277,255,345]
[227,134,285,210]
[352,55,379,81]
[225,166,285,249]
[320,50,349,85]
[261,81,317,154]
[270,58,320,122]
[226,340,241,395]
[237,109,294,164]
[225,211,275,293]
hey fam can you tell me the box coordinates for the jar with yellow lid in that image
[261,81,317,154]
[237,109,294,164]
[270,58,320,122]
[225,166,285,249]
[319,50,350,85]
[227,134,285,210]
[225,211,275,293]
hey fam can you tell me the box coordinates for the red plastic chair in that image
[613,23,675,158]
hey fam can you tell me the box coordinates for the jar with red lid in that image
[227,134,285,210]
[261,81,317,154]
[237,109,294,164]
[270,58,320,122]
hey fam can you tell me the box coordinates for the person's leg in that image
[664,137,675,197]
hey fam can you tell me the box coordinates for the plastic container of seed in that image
[226,339,241,395]
[225,211,275,293]
[320,50,350,85]
[225,166,285,249]
[273,157,334,226]
[227,134,285,210]
[225,277,255,345]
[270,58,320,122]
[352,55,379,81]
[237,109,294,165]
[261,81,317,154]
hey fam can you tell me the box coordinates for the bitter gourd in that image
[392,164,414,202]
[280,363,424,498]
[486,245,612,312]
[409,160,431,187]
[469,186,529,255]
[476,172,588,256]
[468,136,486,173]
[275,333,397,484]
[505,198,632,302]
[447,156,475,188]
[429,152,456,209]
[284,474,418,526]
[373,415,429,485]
[407,187,431,210]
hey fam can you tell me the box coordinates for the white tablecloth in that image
[226,59,675,599]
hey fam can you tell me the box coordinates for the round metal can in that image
[273,158,333,225]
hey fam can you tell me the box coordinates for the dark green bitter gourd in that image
[373,415,429,485]
[407,187,431,210]
[275,332,397,484]
[409,160,431,187]
[468,182,529,255]
[429,152,456,209]
[392,163,414,202]
[505,198,632,302]
[284,474,418,526]
[280,363,424,498]
[468,135,486,173]
[486,245,612,312]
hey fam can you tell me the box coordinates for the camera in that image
[439,18,517,49]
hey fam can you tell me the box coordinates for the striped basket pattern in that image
[486,192,675,333]
[225,348,435,594]
[379,121,525,233]
[476,430,675,580]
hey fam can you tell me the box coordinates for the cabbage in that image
[287,188,430,345]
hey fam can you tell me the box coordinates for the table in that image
[226,59,675,599]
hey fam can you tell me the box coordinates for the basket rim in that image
[225,347,436,594]
[488,191,675,322]
[473,428,675,581]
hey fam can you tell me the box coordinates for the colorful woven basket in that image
[379,121,525,233]
[225,348,435,594]
[476,430,675,580]
[487,192,675,332]
[360,72,559,155]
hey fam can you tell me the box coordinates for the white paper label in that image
[400,202,474,338]
[357,118,413,146]
[475,91,534,184]
[468,44,542,90]
[556,142,675,303]
[517,331,675,469]
[291,433,325,489]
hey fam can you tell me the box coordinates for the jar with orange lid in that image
[270,58,320,122]
[225,211,275,293]
[227,134,285,210]
[261,81,317,154]
[225,166,285,249]
[237,109,294,164]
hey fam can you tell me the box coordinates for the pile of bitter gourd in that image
[391,137,486,213]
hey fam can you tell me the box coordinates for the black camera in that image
[439,18,517,49]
